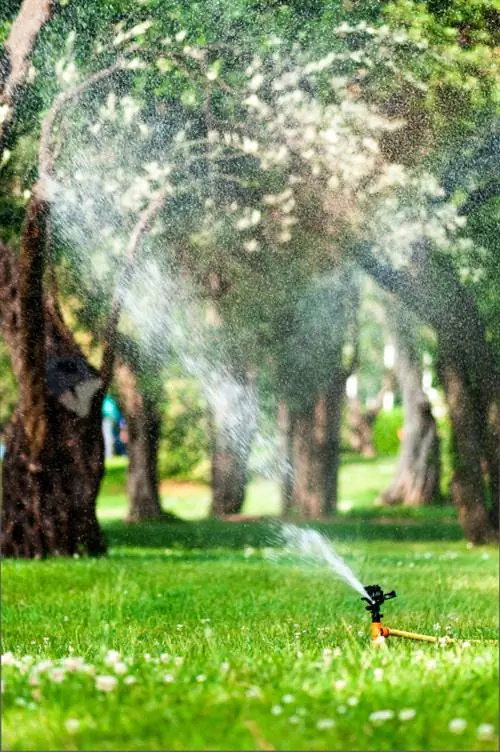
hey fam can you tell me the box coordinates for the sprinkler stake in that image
[361,584,498,646]
[362,584,451,645]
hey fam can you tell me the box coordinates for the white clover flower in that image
[50,668,65,683]
[289,715,300,724]
[35,660,53,673]
[174,656,184,667]
[399,709,416,721]
[160,653,170,663]
[317,719,335,730]
[347,696,359,706]
[220,661,230,674]
[334,679,346,691]
[195,674,206,683]
[62,657,85,672]
[271,705,283,715]
[374,668,384,681]
[449,718,467,734]
[163,673,175,683]
[124,675,137,685]
[476,724,495,740]
[113,662,127,675]
[246,686,261,698]
[426,659,437,670]
[1,652,17,666]
[95,675,118,692]
[104,650,121,667]
[175,30,187,42]
[65,719,80,733]
[369,710,395,723]
[337,705,347,714]
[282,694,295,704]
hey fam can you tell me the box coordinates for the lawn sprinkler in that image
[361,585,498,647]
[362,584,447,646]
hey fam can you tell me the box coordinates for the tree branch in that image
[37,59,124,183]
[0,0,53,154]
[100,188,168,387]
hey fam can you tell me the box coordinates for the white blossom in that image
[449,718,467,734]
[369,710,395,723]
[95,675,118,692]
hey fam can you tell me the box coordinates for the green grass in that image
[98,455,401,521]
[2,457,497,750]
[2,523,498,751]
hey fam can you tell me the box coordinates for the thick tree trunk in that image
[209,371,256,517]
[438,345,498,544]
[115,361,163,522]
[380,308,440,506]
[0,205,107,557]
[357,244,499,541]
[288,375,345,519]
[345,398,377,457]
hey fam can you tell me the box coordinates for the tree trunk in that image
[0,203,107,557]
[115,361,163,522]
[278,400,294,515]
[209,371,256,517]
[345,398,377,457]
[380,307,440,506]
[437,344,498,544]
[288,374,345,519]
[357,244,499,542]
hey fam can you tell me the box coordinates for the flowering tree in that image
[1,0,497,552]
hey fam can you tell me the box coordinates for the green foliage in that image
[372,407,404,456]
[158,378,210,481]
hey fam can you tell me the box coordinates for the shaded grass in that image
[2,531,498,751]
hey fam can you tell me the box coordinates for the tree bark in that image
[287,373,345,519]
[345,398,377,457]
[115,361,163,522]
[209,371,256,517]
[437,343,498,543]
[0,205,107,557]
[380,307,440,506]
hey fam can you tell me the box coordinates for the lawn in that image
[97,454,401,521]
[2,458,498,751]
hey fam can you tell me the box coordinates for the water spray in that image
[361,584,495,646]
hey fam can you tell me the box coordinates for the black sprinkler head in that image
[362,584,397,622]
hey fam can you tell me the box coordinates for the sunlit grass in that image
[97,455,398,521]
[2,532,498,751]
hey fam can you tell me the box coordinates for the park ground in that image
[2,456,499,751]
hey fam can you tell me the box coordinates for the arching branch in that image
[100,188,168,387]
[0,0,54,154]
[37,59,125,184]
